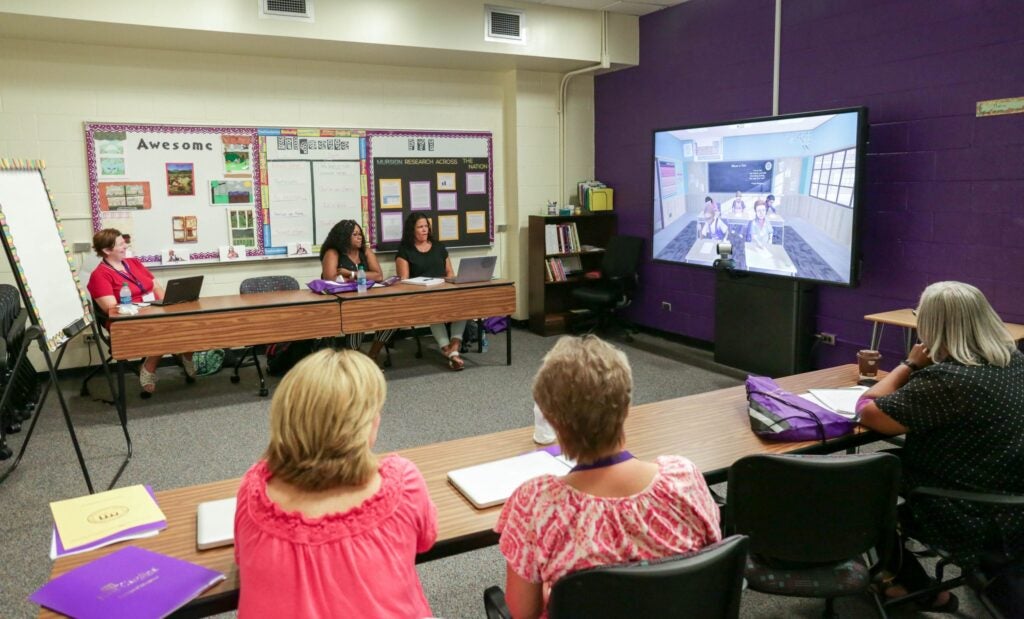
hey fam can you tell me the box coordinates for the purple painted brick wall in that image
[595,0,1024,369]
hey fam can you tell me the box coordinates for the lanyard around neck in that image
[570,450,634,473]
[103,259,144,290]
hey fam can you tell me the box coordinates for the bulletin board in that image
[367,131,493,252]
[86,123,264,265]
[86,124,490,264]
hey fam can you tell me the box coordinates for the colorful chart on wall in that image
[85,123,263,265]
[366,131,493,251]
[257,128,366,255]
[0,160,92,351]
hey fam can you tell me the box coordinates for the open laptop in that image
[150,275,203,306]
[445,256,497,284]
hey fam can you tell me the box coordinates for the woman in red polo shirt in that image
[87,228,195,393]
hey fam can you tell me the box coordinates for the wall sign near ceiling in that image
[976,96,1024,117]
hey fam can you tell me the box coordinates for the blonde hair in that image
[266,349,385,490]
[916,281,1015,367]
[532,335,633,462]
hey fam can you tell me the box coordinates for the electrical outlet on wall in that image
[72,241,91,253]
[818,333,836,345]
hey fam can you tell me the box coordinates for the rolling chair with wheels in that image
[80,300,193,401]
[884,485,1024,618]
[234,276,300,396]
[727,453,901,618]
[570,235,644,340]
[484,535,749,619]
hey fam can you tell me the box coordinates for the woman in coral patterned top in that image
[495,335,722,619]
[234,349,437,619]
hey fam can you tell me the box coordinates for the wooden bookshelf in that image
[528,213,616,336]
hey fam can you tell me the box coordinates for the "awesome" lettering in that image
[136,139,214,151]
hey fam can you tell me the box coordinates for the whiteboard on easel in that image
[0,163,92,351]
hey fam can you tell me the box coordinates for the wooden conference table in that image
[865,308,1024,355]
[107,279,517,410]
[44,364,875,618]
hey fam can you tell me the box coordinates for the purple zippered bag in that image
[307,279,375,294]
[745,375,856,442]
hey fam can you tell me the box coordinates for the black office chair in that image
[727,453,901,618]
[884,486,1024,618]
[483,535,749,619]
[234,276,299,396]
[570,235,644,340]
[80,299,193,401]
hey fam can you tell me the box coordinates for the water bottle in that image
[533,402,557,445]
[119,282,131,307]
[356,265,367,293]
[481,331,489,353]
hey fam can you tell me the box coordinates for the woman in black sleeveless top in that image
[320,220,394,363]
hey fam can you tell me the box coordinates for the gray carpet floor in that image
[0,328,979,617]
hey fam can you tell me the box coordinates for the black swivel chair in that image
[80,299,193,401]
[234,276,299,396]
[884,486,1024,618]
[727,453,901,618]
[483,535,749,619]
[570,235,644,340]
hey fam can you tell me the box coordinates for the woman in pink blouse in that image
[234,349,437,618]
[495,335,722,619]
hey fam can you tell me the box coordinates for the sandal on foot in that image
[446,350,464,371]
[139,367,157,393]
[180,355,196,378]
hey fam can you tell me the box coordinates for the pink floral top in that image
[234,455,437,619]
[495,455,720,616]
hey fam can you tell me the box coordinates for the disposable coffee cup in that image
[857,349,881,380]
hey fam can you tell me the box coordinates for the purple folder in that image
[53,485,167,557]
[31,546,225,619]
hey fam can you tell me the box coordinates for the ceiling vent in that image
[485,6,525,44]
[260,0,314,21]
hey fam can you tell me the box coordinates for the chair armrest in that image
[910,486,1024,506]
[483,585,512,619]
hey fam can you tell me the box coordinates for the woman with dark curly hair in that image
[320,219,394,363]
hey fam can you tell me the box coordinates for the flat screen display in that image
[652,108,867,286]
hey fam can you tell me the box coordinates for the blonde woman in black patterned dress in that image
[859,281,1024,611]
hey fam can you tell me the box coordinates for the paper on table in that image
[804,386,868,419]
[447,450,572,509]
[50,528,160,560]
[699,242,713,255]
[50,484,166,552]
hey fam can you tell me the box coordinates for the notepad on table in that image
[447,450,573,509]
[50,484,167,554]
[805,386,869,419]
[50,485,165,559]
[31,546,225,619]
[402,277,445,286]
[196,498,236,550]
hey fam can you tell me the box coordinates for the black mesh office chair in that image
[570,235,644,340]
[483,535,749,619]
[80,299,193,401]
[884,486,1024,618]
[727,453,901,618]
[234,276,299,396]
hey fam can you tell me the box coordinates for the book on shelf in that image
[544,222,580,254]
[31,546,226,619]
[447,448,575,509]
[49,484,167,556]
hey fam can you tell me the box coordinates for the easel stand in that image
[0,318,131,493]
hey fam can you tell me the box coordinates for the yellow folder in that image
[50,484,166,550]
[589,187,614,211]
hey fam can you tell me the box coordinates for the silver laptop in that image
[446,256,497,284]
[196,497,235,550]
[150,275,203,306]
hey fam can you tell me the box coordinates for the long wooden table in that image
[43,364,875,618]
[107,280,516,408]
[865,308,1024,355]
